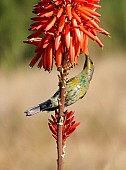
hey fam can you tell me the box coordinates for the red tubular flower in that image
[48,110,80,144]
[24,0,109,71]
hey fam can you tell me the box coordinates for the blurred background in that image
[0,0,126,169]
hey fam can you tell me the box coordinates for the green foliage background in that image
[0,0,126,68]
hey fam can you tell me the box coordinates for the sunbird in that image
[25,54,94,116]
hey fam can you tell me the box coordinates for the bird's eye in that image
[90,59,93,65]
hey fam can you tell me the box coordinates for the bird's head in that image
[83,54,94,78]
[83,54,94,69]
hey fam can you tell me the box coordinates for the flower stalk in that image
[57,72,66,170]
[57,59,69,170]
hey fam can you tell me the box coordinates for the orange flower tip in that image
[33,4,38,8]
[84,52,89,56]
[23,40,27,43]
[57,7,63,18]
[29,64,34,68]
[92,4,101,8]
[45,17,57,31]
[51,114,55,120]
[49,118,54,123]
[30,17,34,21]
[98,42,104,48]
[75,122,80,127]
[66,4,72,20]
[48,70,52,73]
[52,134,57,140]
[56,66,62,70]
[72,10,81,23]
[77,6,101,17]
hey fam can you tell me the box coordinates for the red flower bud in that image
[48,110,80,144]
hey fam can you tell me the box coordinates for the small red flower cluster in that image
[48,110,80,144]
[24,0,109,71]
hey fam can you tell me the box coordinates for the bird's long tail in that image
[24,104,41,116]
[24,100,52,116]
